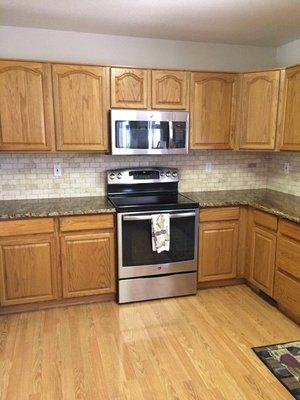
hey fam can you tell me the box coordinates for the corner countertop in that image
[182,189,300,224]
[0,189,299,224]
[0,196,115,220]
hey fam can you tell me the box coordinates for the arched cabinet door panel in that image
[152,70,189,109]
[52,64,109,151]
[238,70,280,150]
[0,60,54,151]
[111,67,150,109]
[278,66,300,151]
[190,72,238,149]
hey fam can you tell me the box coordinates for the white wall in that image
[0,25,277,71]
[276,39,300,67]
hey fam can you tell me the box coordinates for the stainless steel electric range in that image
[107,167,199,303]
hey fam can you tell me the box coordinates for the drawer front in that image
[200,207,239,222]
[274,271,300,318]
[60,214,114,232]
[0,218,54,237]
[253,209,277,232]
[279,219,300,241]
[277,236,300,280]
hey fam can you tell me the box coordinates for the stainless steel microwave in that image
[110,109,189,155]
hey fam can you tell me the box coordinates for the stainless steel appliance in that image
[110,110,189,155]
[107,167,199,303]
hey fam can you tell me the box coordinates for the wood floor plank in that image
[0,285,298,399]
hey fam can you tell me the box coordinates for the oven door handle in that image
[123,212,196,221]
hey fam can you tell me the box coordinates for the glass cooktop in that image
[107,193,198,212]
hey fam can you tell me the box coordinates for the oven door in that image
[118,209,198,279]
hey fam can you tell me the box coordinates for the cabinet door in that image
[250,226,276,296]
[190,72,237,149]
[61,231,115,298]
[198,220,238,282]
[111,68,150,108]
[238,70,280,149]
[0,235,58,306]
[0,60,54,151]
[52,64,109,151]
[152,70,188,109]
[278,66,300,151]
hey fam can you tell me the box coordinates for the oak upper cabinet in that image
[0,219,58,306]
[151,70,189,109]
[278,65,300,151]
[238,70,280,150]
[190,72,238,149]
[198,207,239,282]
[249,210,277,297]
[60,215,115,298]
[0,60,54,151]
[111,67,150,109]
[52,64,109,151]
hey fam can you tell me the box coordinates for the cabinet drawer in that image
[253,209,277,231]
[277,236,300,280]
[200,207,239,222]
[274,271,300,318]
[0,218,54,237]
[279,219,300,241]
[60,214,114,232]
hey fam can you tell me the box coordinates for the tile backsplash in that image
[0,151,299,200]
[267,152,300,196]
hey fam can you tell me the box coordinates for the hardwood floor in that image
[0,285,299,399]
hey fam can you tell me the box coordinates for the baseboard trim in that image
[197,277,245,289]
[0,292,116,315]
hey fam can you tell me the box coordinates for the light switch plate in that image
[53,163,62,177]
[205,162,212,173]
[283,162,290,175]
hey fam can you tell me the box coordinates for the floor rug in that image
[253,341,300,399]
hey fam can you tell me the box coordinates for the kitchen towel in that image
[151,214,170,253]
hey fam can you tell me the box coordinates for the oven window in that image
[122,215,195,267]
[115,121,170,150]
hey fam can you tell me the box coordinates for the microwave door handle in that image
[169,121,173,147]
[123,212,196,221]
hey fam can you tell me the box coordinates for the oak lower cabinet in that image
[274,219,300,321]
[278,65,300,151]
[190,72,238,149]
[238,70,280,150]
[249,210,277,297]
[198,207,239,282]
[52,64,109,151]
[0,60,54,151]
[0,219,58,306]
[60,215,115,298]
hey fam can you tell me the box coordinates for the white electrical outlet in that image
[205,162,212,173]
[283,162,290,175]
[53,163,62,177]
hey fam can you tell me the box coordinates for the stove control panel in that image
[107,167,179,184]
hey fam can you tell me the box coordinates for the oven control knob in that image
[166,171,171,177]
[160,171,165,177]
[117,173,122,179]
[109,173,115,180]
[172,171,178,177]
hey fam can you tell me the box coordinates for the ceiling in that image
[0,0,300,47]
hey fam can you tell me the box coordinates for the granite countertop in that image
[0,189,299,223]
[183,189,300,224]
[0,196,115,220]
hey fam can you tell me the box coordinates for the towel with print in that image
[151,214,170,253]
